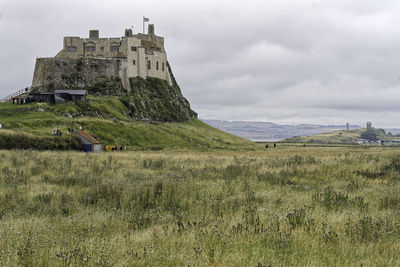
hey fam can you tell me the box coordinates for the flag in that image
[143,17,150,22]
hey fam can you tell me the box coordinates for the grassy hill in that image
[283,128,389,144]
[0,98,256,151]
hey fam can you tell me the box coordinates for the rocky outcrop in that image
[123,76,197,122]
[31,58,196,122]
[31,58,127,95]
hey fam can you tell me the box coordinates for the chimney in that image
[148,24,155,36]
[89,30,99,39]
[125,29,133,37]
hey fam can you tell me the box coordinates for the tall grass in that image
[0,147,400,265]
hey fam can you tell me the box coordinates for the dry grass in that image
[0,146,400,266]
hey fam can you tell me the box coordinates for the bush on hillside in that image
[0,133,81,150]
[360,129,378,141]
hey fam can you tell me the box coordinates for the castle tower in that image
[89,30,99,39]
[148,24,155,36]
[125,29,133,37]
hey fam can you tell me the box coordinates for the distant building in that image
[366,122,372,129]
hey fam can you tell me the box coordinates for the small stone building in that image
[75,130,102,153]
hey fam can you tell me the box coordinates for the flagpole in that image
[143,16,145,34]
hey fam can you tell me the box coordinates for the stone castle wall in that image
[31,58,126,94]
[32,25,172,92]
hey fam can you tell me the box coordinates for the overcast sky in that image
[1,0,400,127]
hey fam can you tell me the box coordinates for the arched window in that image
[110,42,120,52]
[156,61,159,70]
[162,63,165,71]
[85,46,96,52]
[147,60,151,70]
[84,42,96,52]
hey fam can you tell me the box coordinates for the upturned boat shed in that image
[75,130,102,152]
[25,90,87,104]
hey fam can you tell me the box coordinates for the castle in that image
[32,25,173,92]
[26,24,196,121]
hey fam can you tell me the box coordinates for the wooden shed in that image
[75,130,102,152]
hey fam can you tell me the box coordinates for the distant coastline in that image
[201,119,360,141]
[202,119,400,142]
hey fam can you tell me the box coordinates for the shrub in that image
[345,216,400,242]
[286,208,306,228]
[142,159,166,169]
[360,129,378,141]
[0,133,80,150]
[312,186,368,211]
[345,180,360,192]
[321,223,339,243]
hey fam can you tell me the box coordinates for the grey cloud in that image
[1,0,400,127]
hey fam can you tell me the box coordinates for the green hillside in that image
[0,98,255,151]
[283,128,389,144]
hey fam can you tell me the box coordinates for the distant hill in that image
[202,119,361,141]
[385,128,400,136]
[283,128,392,144]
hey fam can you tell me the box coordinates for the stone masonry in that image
[32,25,172,93]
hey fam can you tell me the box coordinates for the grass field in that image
[1,146,400,265]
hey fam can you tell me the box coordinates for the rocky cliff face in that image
[31,58,127,95]
[31,58,196,121]
[123,76,196,121]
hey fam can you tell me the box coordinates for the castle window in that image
[85,46,96,52]
[66,46,77,52]
[162,63,165,71]
[147,60,151,70]
[131,46,137,51]
[145,48,154,55]
[110,46,119,52]
[100,47,104,51]
[156,61,159,70]
[133,59,136,65]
